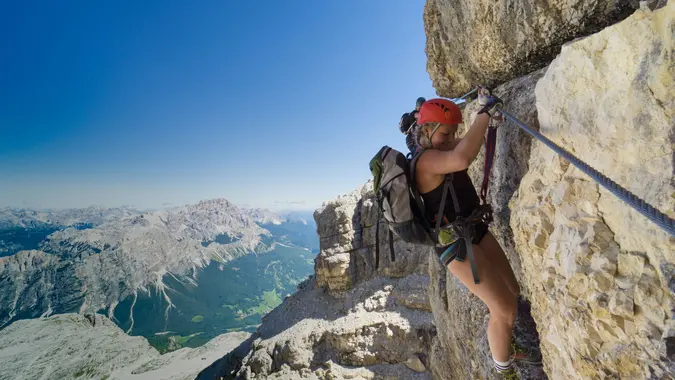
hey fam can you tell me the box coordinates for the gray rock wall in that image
[511,3,675,378]
[424,0,638,97]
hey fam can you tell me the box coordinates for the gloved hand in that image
[477,86,503,117]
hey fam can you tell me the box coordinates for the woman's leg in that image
[477,232,543,367]
[478,232,520,298]
[447,243,517,362]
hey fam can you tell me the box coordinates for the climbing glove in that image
[477,87,504,117]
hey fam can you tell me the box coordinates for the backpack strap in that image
[373,197,397,268]
[410,149,437,243]
[412,149,458,233]
[409,151,427,216]
[435,175,452,232]
[388,229,395,262]
[447,175,461,220]
[374,201,381,270]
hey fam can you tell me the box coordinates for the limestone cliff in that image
[431,3,675,378]
[510,3,675,378]
[423,0,639,97]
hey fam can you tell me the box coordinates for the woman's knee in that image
[489,295,517,326]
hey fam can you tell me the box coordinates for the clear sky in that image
[0,0,436,211]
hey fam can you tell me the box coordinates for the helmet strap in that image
[428,124,442,142]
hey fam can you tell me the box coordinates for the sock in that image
[493,356,513,372]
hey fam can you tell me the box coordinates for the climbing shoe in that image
[511,342,543,365]
[496,366,519,380]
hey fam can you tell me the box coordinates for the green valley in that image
[109,241,315,353]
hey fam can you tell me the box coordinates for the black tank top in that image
[420,169,480,225]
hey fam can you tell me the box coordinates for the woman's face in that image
[429,123,458,151]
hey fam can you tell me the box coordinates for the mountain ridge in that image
[0,313,250,380]
[0,198,316,330]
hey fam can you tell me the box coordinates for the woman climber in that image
[413,88,542,378]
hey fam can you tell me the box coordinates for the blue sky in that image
[0,0,435,211]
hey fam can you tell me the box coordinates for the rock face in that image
[0,250,82,326]
[0,313,248,380]
[224,275,436,380]
[423,0,639,97]
[314,183,430,293]
[510,3,675,379]
[459,66,548,286]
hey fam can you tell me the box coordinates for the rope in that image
[497,107,675,237]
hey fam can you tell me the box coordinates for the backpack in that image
[368,146,437,268]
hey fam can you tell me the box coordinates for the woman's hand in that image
[477,87,504,118]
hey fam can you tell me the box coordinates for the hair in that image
[416,122,443,149]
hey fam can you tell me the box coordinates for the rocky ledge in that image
[0,313,249,380]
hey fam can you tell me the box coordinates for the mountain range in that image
[0,199,318,353]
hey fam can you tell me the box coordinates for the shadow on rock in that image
[513,296,548,380]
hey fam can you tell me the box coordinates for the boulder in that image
[424,0,639,97]
[511,3,675,379]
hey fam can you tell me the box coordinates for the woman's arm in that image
[418,113,491,174]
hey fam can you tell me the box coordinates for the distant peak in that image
[195,198,234,208]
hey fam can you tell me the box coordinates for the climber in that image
[413,89,542,378]
[399,97,426,155]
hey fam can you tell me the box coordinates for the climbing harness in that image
[495,106,675,237]
[434,179,494,285]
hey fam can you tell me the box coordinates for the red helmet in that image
[417,98,463,125]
